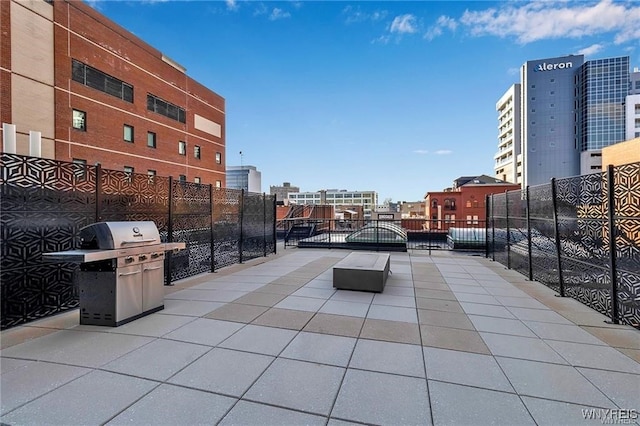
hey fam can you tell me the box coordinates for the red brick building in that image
[1,0,225,186]
[424,175,520,230]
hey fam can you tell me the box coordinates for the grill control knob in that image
[139,254,147,261]
[125,256,134,263]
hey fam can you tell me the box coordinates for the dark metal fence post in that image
[95,163,102,222]
[273,196,277,255]
[526,186,533,281]
[491,196,495,261]
[606,165,619,324]
[239,189,244,263]
[485,195,490,259]
[551,178,565,297]
[263,193,267,257]
[210,184,215,273]
[505,191,511,269]
[166,176,174,286]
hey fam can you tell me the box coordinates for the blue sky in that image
[90,0,639,202]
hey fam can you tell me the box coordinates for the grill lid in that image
[80,221,161,250]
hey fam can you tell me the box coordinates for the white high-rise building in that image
[494,84,521,184]
[626,70,640,141]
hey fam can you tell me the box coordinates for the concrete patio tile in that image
[292,287,336,299]
[165,289,247,303]
[305,278,334,289]
[448,284,489,294]
[232,292,286,307]
[417,309,476,331]
[372,294,416,308]
[0,326,60,351]
[521,396,610,425]
[0,358,31,374]
[332,369,430,425]
[459,302,516,319]
[453,292,501,305]
[382,286,416,297]
[107,313,195,337]
[420,325,490,355]
[423,347,513,392]
[0,361,90,416]
[577,368,640,411]
[367,304,418,323]
[107,384,236,425]
[319,300,370,318]
[159,299,224,317]
[252,308,315,330]
[281,331,356,367]
[102,339,209,381]
[485,286,530,298]
[509,306,579,324]
[416,298,464,314]
[414,288,457,301]
[219,400,326,426]
[496,357,613,407]
[428,381,534,425]
[480,332,568,364]
[219,324,297,356]
[349,339,425,378]
[413,281,450,291]
[245,358,344,416]
[581,326,640,350]
[468,315,537,338]
[0,330,154,368]
[524,321,607,345]
[360,319,421,345]
[618,348,640,363]
[205,303,269,324]
[495,295,549,309]
[0,370,156,426]
[168,348,273,397]
[330,290,374,304]
[545,340,640,374]
[275,295,326,312]
[303,313,364,338]
[163,318,243,347]
[254,283,297,295]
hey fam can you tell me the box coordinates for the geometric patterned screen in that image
[0,153,276,330]
[487,162,640,329]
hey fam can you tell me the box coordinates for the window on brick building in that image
[178,141,186,155]
[215,180,222,188]
[215,152,222,164]
[194,145,201,159]
[147,169,156,183]
[147,94,186,123]
[124,125,134,143]
[72,109,86,131]
[72,59,133,103]
[124,166,134,182]
[194,177,201,184]
[72,158,87,179]
[179,174,186,182]
[147,132,156,148]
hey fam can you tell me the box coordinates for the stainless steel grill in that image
[43,221,185,326]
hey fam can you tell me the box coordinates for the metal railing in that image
[0,153,276,330]
[487,162,640,328]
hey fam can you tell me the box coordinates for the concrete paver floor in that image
[1,249,639,425]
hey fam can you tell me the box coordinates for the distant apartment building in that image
[226,166,262,193]
[424,175,520,230]
[626,70,640,141]
[288,190,377,218]
[498,54,634,187]
[398,201,426,219]
[602,138,640,168]
[494,84,521,183]
[0,0,225,186]
[270,182,299,204]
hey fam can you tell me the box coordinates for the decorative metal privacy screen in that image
[0,153,276,330]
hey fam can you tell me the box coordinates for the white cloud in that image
[425,15,457,40]
[577,43,605,57]
[226,0,238,11]
[434,150,453,155]
[371,35,391,45]
[413,149,429,155]
[390,14,418,34]
[459,0,640,44]
[343,6,388,24]
[269,7,291,21]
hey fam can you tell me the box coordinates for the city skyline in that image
[91,0,639,202]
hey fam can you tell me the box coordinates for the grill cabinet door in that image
[142,259,164,312]
[116,264,143,322]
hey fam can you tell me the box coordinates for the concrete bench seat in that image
[333,252,390,292]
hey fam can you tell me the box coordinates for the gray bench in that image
[333,252,390,292]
